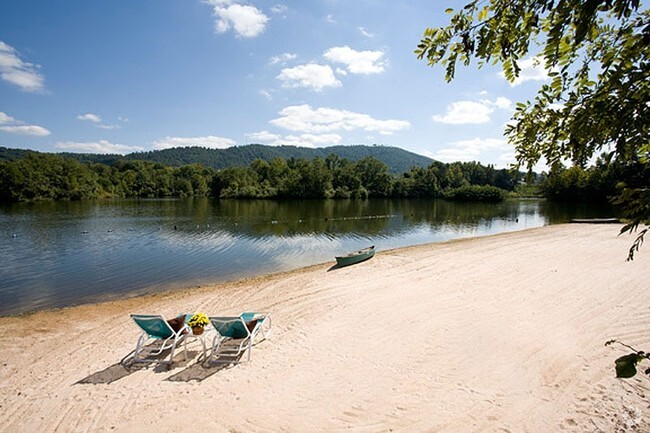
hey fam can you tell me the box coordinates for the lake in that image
[0,198,614,316]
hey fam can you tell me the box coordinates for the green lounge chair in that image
[207,312,272,364]
[129,314,189,365]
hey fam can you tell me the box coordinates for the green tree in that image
[354,157,393,197]
[212,166,259,198]
[416,0,649,258]
[398,165,442,197]
[0,153,101,201]
[175,164,212,196]
[278,158,333,198]
[329,157,363,198]
[0,160,28,201]
[445,184,507,202]
[442,162,469,189]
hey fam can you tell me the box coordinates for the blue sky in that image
[0,1,551,168]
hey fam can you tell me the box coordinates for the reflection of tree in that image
[3,198,615,243]
[138,197,614,239]
[213,199,399,237]
[184,198,534,238]
[402,200,516,226]
[538,200,614,225]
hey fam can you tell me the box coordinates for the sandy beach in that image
[1,224,648,432]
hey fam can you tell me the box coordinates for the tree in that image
[332,159,364,198]
[354,157,393,197]
[416,0,649,259]
[442,162,469,189]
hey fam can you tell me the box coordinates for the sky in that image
[0,0,552,168]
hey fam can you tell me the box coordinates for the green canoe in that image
[335,245,375,267]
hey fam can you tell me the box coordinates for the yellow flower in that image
[188,312,209,328]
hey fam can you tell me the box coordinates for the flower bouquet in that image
[187,312,209,335]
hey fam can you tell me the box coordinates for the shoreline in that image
[1,224,648,432]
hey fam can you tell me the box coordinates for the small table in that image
[182,326,212,361]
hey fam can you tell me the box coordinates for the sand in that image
[0,223,648,432]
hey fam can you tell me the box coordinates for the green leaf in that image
[478,6,488,21]
[619,223,635,234]
[445,8,454,14]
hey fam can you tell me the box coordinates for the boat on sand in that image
[570,218,620,224]
[335,245,375,267]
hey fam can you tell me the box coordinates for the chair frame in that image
[207,312,272,364]
[129,314,189,366]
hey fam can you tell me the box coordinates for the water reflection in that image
[0,198,613,316]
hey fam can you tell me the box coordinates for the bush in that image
[444,185,506,202]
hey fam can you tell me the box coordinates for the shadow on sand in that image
[75,347,246,384]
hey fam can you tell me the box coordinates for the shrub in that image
[444,185,506,202]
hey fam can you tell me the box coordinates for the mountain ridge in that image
[0,144,435,175]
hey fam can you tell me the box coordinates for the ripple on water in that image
[0,198,613,315]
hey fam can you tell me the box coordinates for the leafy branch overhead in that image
[416,0,649,258]
[606,340,650,378]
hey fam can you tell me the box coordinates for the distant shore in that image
[1,224,648,432]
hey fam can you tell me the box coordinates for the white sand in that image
[0,224,648,432]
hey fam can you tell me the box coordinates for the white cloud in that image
[294,133,341,145]
[0,110,50,136]
[55,140,142,154]
[432,138,511,163]
[0,41,45,92]
[323,46,385,74]
[358,27,374,38]
[492,97,512,110]
[499,151,517,165]
[207,1,269,38]
[0,112,16,124]
[246,129,342,147]
[246,130,281,143]
[335,67,347,76]
[325,14,336,24]
[270,104,410,136]
[433,97,513,125]
[279,134,342,148]
[277,64,341,91]
[501,57,552,86]
[269,52,296,65]
[433,101,493,124]
[270,4,287,14]
[152,135,236,150]
[97,123,120,130]
[77,113,102,123]
[77,112,121,129]
[499,150,549,172]
[0,125,50,136]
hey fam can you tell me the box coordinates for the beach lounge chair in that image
[129,314,189,366]
[207,312,272,364]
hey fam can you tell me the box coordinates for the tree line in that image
[0,152,520,202]
[540,157,649,205]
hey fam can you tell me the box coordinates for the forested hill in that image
[0,144,433,174]
[121,144,434,174]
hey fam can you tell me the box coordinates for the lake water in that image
[0,198,614,316]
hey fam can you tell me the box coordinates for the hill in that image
[123,144,433,174]
[0,144,434,174]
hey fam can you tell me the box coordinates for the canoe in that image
[570,218,620,224]
[335,245,375,267]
